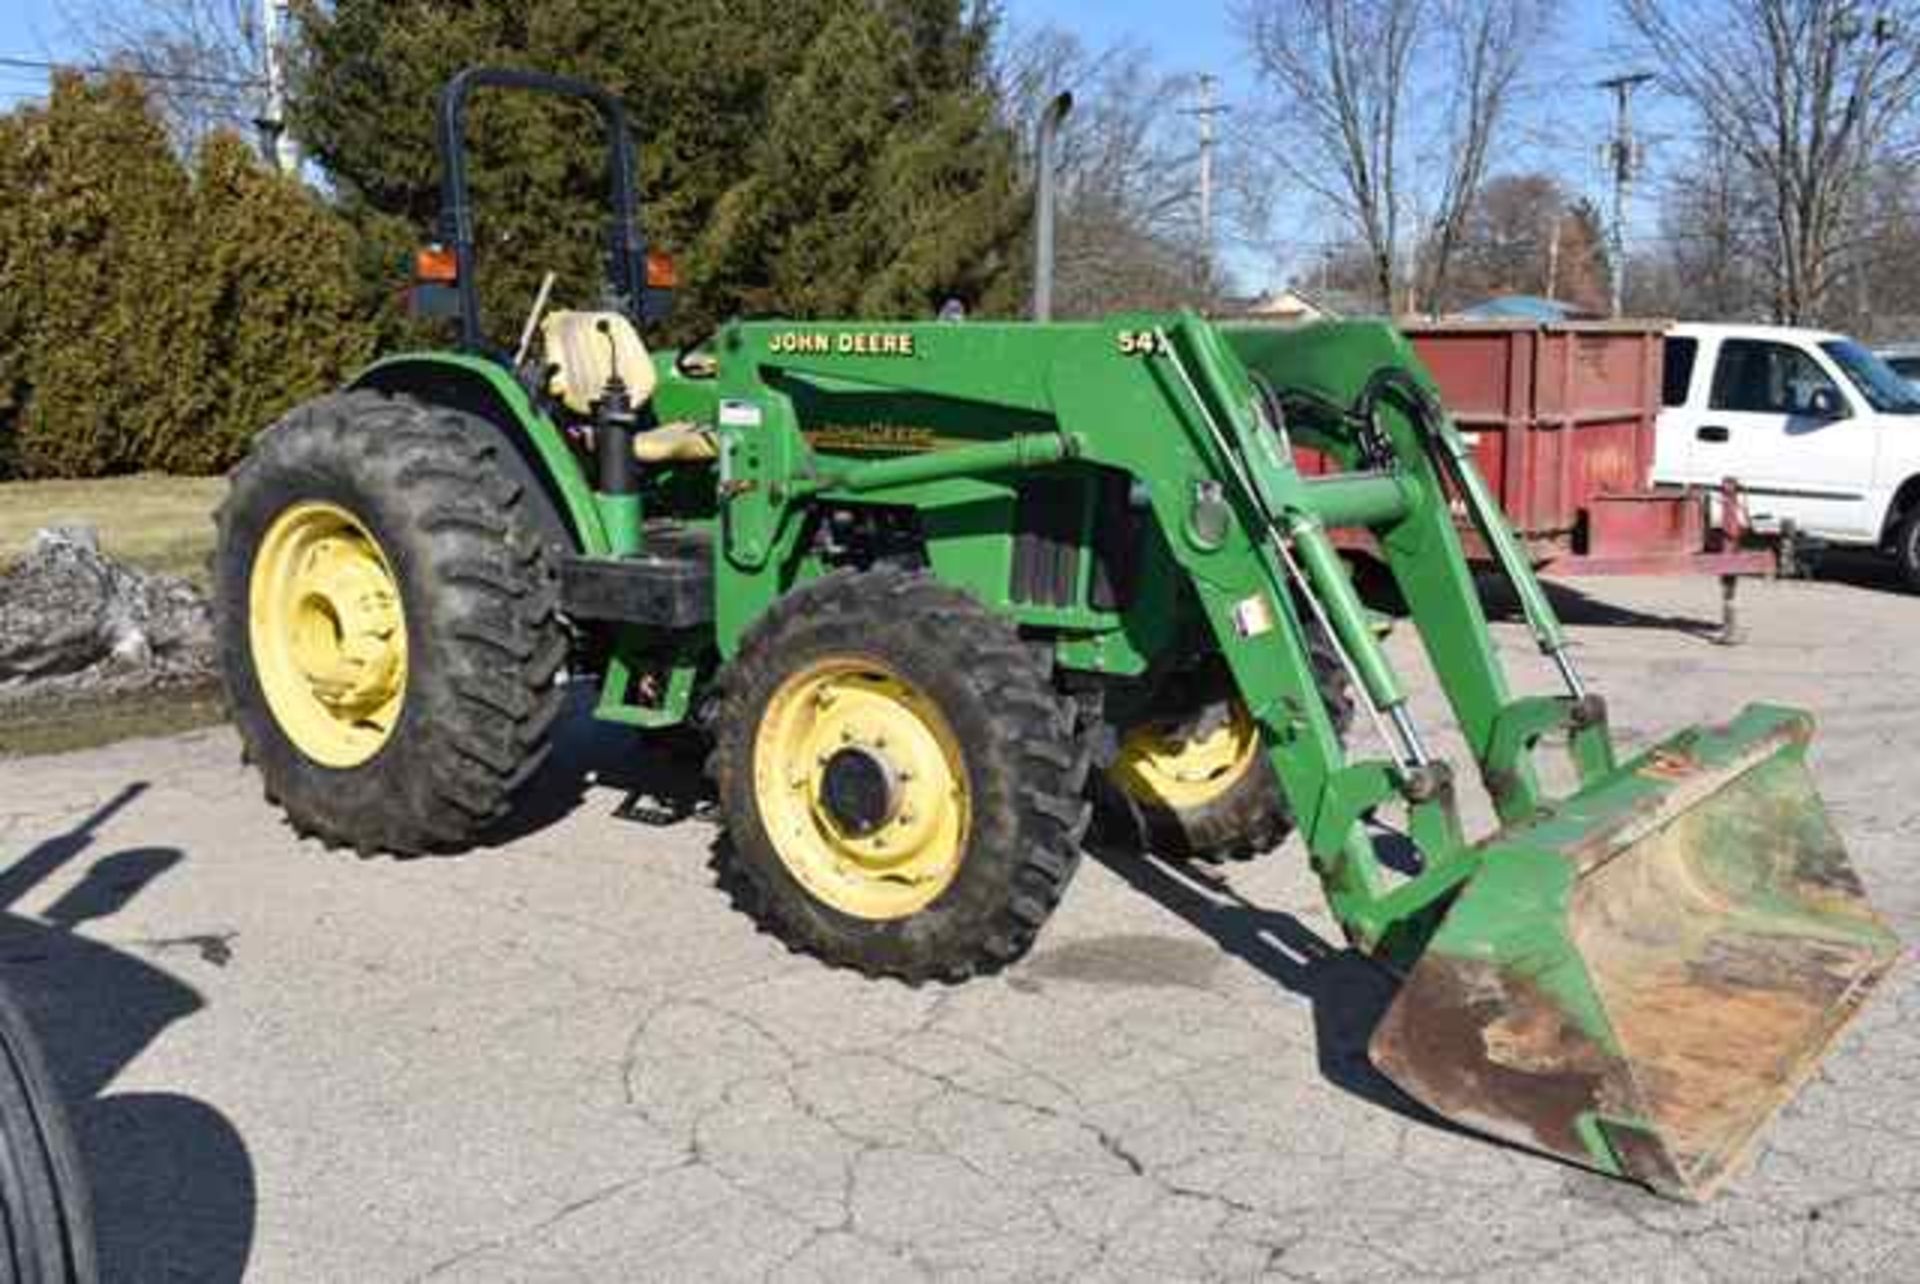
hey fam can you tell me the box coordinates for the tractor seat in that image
[540,310,659,415]
[633,421,718,464]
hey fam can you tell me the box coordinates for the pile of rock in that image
[0,528,215,701]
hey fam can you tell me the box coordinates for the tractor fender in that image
[350,352,609,557]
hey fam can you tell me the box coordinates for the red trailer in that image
[1295,319,1773,635]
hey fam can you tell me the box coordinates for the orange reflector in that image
[646,249,680,289]
[414,244,459,284]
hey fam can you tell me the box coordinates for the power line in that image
[0,54,262,91]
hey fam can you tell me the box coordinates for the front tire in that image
[712,569,1089,982]
[214,391,567,855]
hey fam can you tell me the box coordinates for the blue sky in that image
[2,0,1681,288]
[1004,0,1680,283]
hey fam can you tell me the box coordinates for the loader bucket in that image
[1370,705,1901,1200]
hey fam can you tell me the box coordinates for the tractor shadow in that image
[1531,582,1726,638]
[483,688,715,848]
[1349,557,1732,639]
[1088,841,1629,1181]
[1,783,256,1283]
[1085,839,1477,1138]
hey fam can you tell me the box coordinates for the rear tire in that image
[214,391,567,855]
[712,569,1089,982]
[1108,631,1352,862]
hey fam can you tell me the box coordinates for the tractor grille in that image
[1010,473,1139,612]
[1010,479,1081,608]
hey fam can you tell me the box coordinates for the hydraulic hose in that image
[1360,368,1587,700]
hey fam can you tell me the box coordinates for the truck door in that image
[1652,333,1703,484]
[1699,337,1871,537]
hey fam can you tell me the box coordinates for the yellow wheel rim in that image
[753,657,969,920]
[1110,702,1260,811]
[248,501,408,768]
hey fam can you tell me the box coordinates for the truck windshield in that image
[1821,339,1920,413]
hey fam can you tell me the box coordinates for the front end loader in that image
[212,68,1900,1201]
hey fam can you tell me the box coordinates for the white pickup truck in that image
[1653,322,1920,588]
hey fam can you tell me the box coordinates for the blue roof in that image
[1458,295,1582,321]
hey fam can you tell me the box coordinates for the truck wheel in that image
[213,391,567,855]
[1895,510,1920,591]
[1107,636,1352,862]
[712,569,1089,982]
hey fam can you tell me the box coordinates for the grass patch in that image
[0,682,228,757]
[0,473,225,586]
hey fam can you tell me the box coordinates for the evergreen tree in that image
[0,111,31,478]
[0,75,377,478]
[700,1,1022,321]
[4,74,197,478]
[163,132,377,473]
[290,0,1026,342]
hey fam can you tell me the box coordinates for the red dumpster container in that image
[1303,319,1773,579]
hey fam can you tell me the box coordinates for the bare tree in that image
[1437,173,1610,312]
[1235,0,1543,313]
[1850,157,1920,336]
[1416,1,1545,312]
[60,0,263,151]
[1237,0,1420,311]
[1643,149,1770,321]
[996,26,1213,314]
[1621,0,1920,324]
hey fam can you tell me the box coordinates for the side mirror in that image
[1808,386,1845,419]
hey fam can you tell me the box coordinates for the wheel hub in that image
[249,501,408,768]
[289,538,404,716]
[754,659,969,920]
[818,745,902,837]
[1111,700,1260,809]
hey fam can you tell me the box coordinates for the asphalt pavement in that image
[2,567,1915,1282]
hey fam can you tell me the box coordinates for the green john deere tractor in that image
[213,68,1900,1200]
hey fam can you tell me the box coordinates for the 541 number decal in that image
[1116,330,1171,357]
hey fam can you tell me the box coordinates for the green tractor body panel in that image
[353,351,612,555]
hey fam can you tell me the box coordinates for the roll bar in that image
[434,67,649,351]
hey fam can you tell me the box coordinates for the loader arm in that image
[713,313,1899,1199]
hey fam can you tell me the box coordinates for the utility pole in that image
[1598,71,1654,317]
[1181,75,1229,303]
[1545,212,1562,303]
[259,0,298,175]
